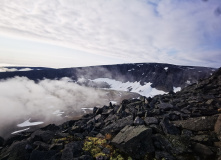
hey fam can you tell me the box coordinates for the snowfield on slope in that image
[91,78,167,97]
[17,118,44,127]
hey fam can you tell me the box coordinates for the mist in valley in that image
[0,76,110,137]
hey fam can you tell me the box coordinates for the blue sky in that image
[0,0,220,68]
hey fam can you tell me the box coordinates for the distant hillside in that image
[0,63,216,93]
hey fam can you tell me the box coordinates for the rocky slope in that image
[0,63,215,92]
[0,68,220,160]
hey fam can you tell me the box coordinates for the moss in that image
[83,136,132,160]
[52,135,81,144]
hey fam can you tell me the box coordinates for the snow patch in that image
[81,107,94,113]
[18,68,32,71]
[164,67,168,71]
[186,80,191,85]
[17,118,44,127]
[91,78,166,97]
[110,101,117,104]
[173,87,181,92]
[128,68,135,71]
[0,67,32,72]
[11,128,30,134]
[52,110,64,116]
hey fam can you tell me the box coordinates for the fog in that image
[0,76,108,137]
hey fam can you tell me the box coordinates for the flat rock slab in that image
[173,115,218,131]
[111,125,154,159]
[101,116,133,134]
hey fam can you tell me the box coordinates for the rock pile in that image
[0,68,221,160]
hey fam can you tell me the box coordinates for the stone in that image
[95,108,103,115]
[29,150,57,160]
[153,134,191,156]
[33,141,50,151]
[111,125,154,159]
[193,143,214,159]
[94,114,102,122]
[149,124,163,134]
[31,130,55,143]
[0,141,29,160]
[167,112,180,121]
[155,151,176,160]
[160,117,180,135]
[205,99,214,105]
[60,120,76,130]
[144,117,158,125]
[61,141,83,160]
[173,115,218,131]
[158,103,174,111]
[4,134,29,147]
[133,116,144,125]
[102,109,114,115]
[49,143,63,151]
[41,124,60,132]
[101,116,133,134]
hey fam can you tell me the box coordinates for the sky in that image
[0,0,220,68]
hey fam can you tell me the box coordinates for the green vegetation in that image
[83,136,132,160]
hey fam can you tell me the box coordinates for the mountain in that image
[0,67,221,160]
[0,63,216,95]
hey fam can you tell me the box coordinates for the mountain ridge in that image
[0,63,216,92]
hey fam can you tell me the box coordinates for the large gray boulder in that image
[111,125,154,159]
[0,141,29,160]
[173,115,218,131]
[29,150,57,160]
[160,117,180,135]
[31,130,55,143]
[101,116,133,134]
[61,141,83,160]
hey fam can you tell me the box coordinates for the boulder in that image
[31,130,55,143]
[33,141,50,151]
[153,134,191,156]
[193,143,214,159]
[160,117,180,135]
[29,150,57,160]
[41,124,60,132]
[61,141,83,160]
[101,116,133,134]
[0,141,30,160]
[158,103,174,111]
[155,151,176,160]
[111,125,154,159]
[173,115,218,131]
[133,116,144,125]
[4,134,30,147]
[144,117,158,125]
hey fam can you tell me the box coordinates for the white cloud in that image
[0,0,220,67]
[0,76,108,137]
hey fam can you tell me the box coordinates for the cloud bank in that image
[0,77,108,137]
[0,0,220,67]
